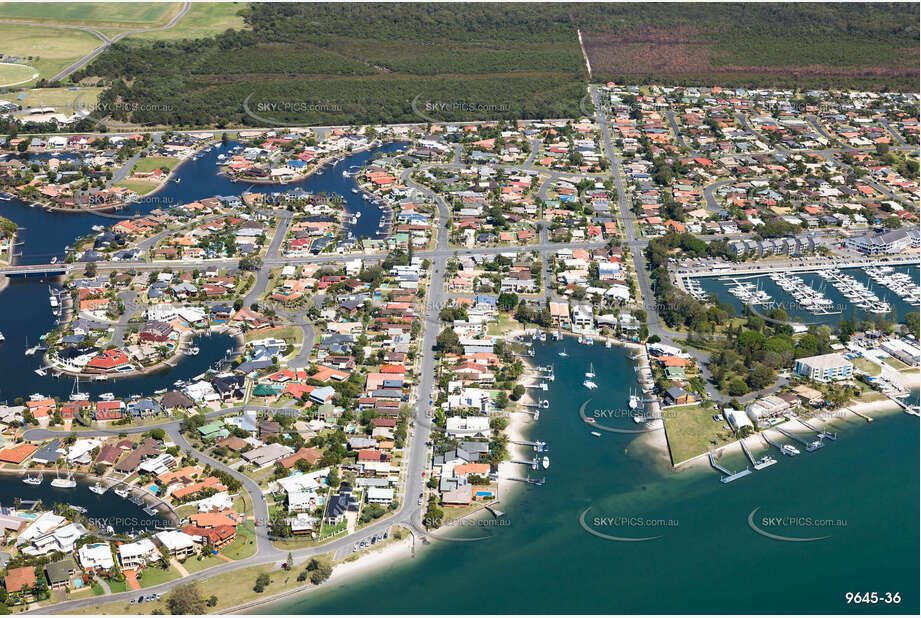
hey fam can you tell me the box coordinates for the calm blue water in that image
[0,142,405,401]
[696,265,919,327]
[0,474,169,532]
[258,340,919,615]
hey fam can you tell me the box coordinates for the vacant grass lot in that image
[132,156,180,174]
[0,23,101,82]
[852,356,881,376]
[15,86,103,109]
[112,178,159,196]
[662,403,734,465]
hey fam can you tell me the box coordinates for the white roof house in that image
[138,453,175,476]
[153,530,197,555]
[21,522,88,556]
[275,468,329,495]
[367,487,395,504]
[445,415,491,437]
[78,542,115,570]
[118,538,159,569]
[197,491,234,513]
[287,490,321,512]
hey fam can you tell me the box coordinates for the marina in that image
[689,264,919,326]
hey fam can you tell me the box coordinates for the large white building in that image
[844,228,914,255]
[794,353,854,382]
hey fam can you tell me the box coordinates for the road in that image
[45,2,192,82]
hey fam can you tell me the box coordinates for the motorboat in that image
[541,456,550,469]
[99,392,115,401]
[781,444,800,456]
[187,346,200,356]
[590,431,602,437]
[583,380,598,390]
[89,482,107,494]
[113,487,130,498]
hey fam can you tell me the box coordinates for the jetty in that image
[775,426,824,451]
[484,504,504,518]
[740,438,777,470]
[509,439,548,452]
[504,476,545,486]
[845,407,874,422]
[794,416,836,440]
[708,452,752,483]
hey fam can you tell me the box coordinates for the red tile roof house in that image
[86,349,133,373]
[357,449,386,463]
[95,400,125,421]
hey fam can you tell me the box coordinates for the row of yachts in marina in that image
[816,269,893,313]
[863,266,920,306]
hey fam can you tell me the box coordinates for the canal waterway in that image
[0,474,170,533]
[0,141,405,401]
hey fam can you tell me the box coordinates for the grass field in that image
[0,23,101,82]
[0,62,37,86]
[0,2,181,28]
[128,2,248,41]
[852,356,881,376]
[132,156,180,174]
[882,357,909,370]
[113,178,160,196]
[14,86,103,109]
[662,403,734,465]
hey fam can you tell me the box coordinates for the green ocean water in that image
[259,341,919,614]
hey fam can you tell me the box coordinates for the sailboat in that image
[558,346,568,358]
[50,462,76,489]
[585,363,595,378]
[23,471,43,485]
[69,375,88,401]
[583,378,598,390]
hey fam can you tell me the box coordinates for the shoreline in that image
[221,535,415,615]
[40,326,243,383]
[674,396,910,471]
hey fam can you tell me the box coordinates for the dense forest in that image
[67,3,919,128]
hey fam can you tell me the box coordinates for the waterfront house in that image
[664,387,697,406]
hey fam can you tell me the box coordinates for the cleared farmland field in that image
[126,2,247,41]
[0,2,181,28]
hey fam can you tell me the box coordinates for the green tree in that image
[166,583,207,614]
